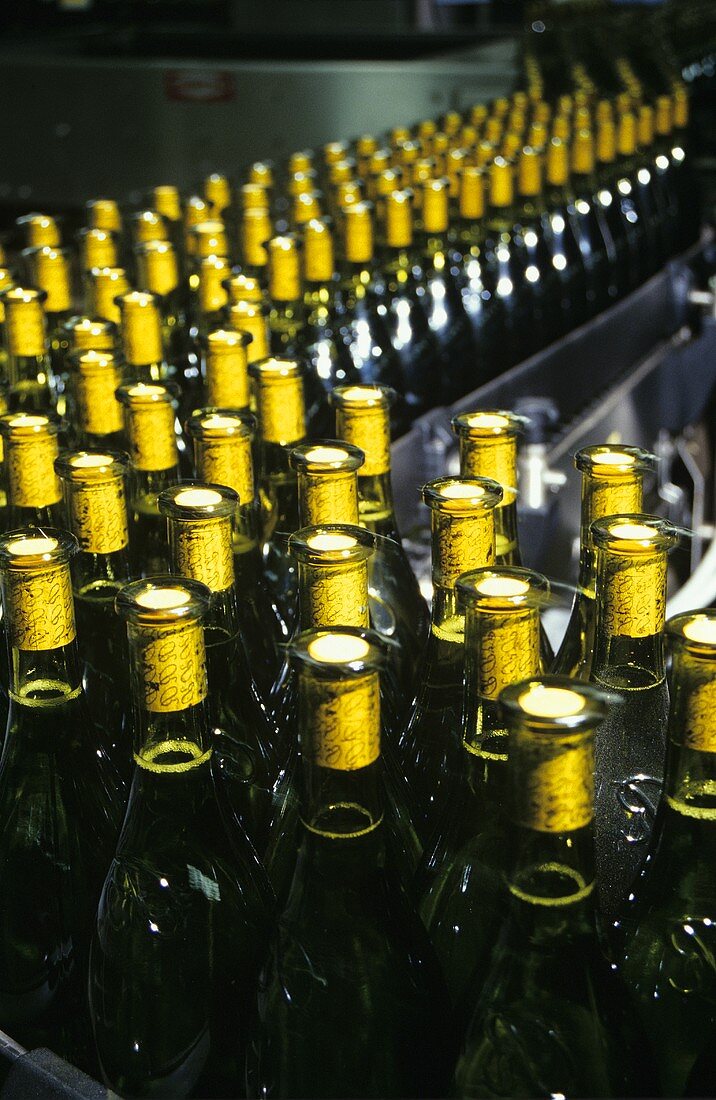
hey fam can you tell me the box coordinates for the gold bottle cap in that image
[23,246,72,313]
[324,141,350,166]
[55,450,130,555]
[558,94,573,116]
[198,255,230,315]
[330,384,394,477]
[268,235,301,301]
[384,190,413,248]
[151,185,182,222]
[131,209,169,246]
[0,527,78,652]
[573,106,592,130]
[638,105,655,147]
[395,140,420,170]
[72,349,124,436]
[241,182,269,212]
[292,191,323,226]
[117,290,164,366]
[617,112,638,157]
[517,147,542,198]
[187,408,256,504]
[288,149,314,175]
[571,129,595,175]
[225,273,262,306]
[489,157,513,208]
[77,227,118,271]
[335,180,363,209]
[250,356,306,445]
[597,119,617,164]
[329,159,356,185]
[291,441,364,527]
[343,201,374,264]
[87,267,131,325]
[527,121,548,150]
[184,194,211,234]
[2,285,48,357]
[443,109,463,136]
[493,96,510,118]
[459,166,485,220]
[421,178,449,234]
[64,316,116,353]
[552,115,571,141]
[591,513,678,556]
[460,123,478,148]
[655,95,673,136]
[116,382,178,472]
[546,138,569,187]
[0,412,61,508]
[501,133,521,160]
[248,160,274,188]
[303,218,335,283]
[417,119,437,141]
[242,208,272,268]
[356,134,377,160]
[592,515,678,640]
[476,140,495,168]
[596,99,613,124]
[135,239,180,297]
[390,126,411,148]
[288,170,317,198]
[86,198,122,233]
[508,109,526,137]
[205,328,251,409]
[159,482,237,594]
[470,103,488,128]
[368,148,391,176]
[485,117,504,145]
[228,301,270,362]
[533,100,551,126]
[16,213,60,248]
[673,85,689,129]
[203,172,232,214]
[189,220,229,260]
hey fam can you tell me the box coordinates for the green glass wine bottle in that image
[21,246,74,417]
[56,449,133,781]
[187,407,283,695]
[454,676,641,1100]
[134,238,188,368]
[86,266,130,328]
[452,410,523,566]
[418,566,549,1021]
[553,444,654,678]
[249,356,306,632]
[588,514,679,922]
[116,290,172,387]
[0,411,65,528]
[159,482,280,852]
[1,286,55,412]
[0,528,123,1068]
[89,576,273,1098]
[398,476,502,843]
[116,381,180,575]
[250,627,452,1099]
[619,610,716,1097]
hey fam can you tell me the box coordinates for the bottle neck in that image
[593,549,666,689]
[298,559,370,632]
[463,605,541,762]
[260,440,300,533]
[356,471,398,539]
[664,647,716,822]
[579,473,642,592]
[299,471,359,527]
[297,667,383,842]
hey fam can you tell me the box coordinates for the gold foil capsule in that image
[116,382,178,472]
[186,409,257,506]
[0,412,62,508]
[0,528,78,651]
[289,523,374,631]
[290,441,364,527]
[55,450,130,555]
[159,483,237,594]
[249,357,306,446]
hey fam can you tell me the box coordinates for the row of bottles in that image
[0,62,708,1100]
[0,75,697,440]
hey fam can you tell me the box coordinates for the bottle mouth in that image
[158,481,238,520]
[591,513,679,555]
[289,523,374,564]
[290,440,365,474]
[0,527,78,569]
[500,675,610,732]
[457,566,550,611]
[116,576,210,626]
[290,626,386,677]
[575,444,654,477]
[423,476,503,514]
[56,450,129,483]
[667,610,716,654]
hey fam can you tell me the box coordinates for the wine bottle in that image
[115,381,180,575]
[553,444,654,678]
[250,627,452,1100]
[290,439,365,528]
[0,528,123,1067]
[514,146,563,352]
[566,130,614,316]
[454,677,639,1100]
[21,246,73,414]
[187,407,283,694]
[543,136,591,329]
[418,566,548,1020]
[228,299,271,366]
[0,411,65,528]
[55,449,133,781]
[588,514,679,921]
[249,356,306,631]
[116,290,172,387]
[159,482,279,851]
[239,207,272,287]
[86,266,131,327]
[89,576,273,1098]
[266,234,305,357]
[1,286,54,412]
[300,217,355,395]
[399,476,502,843]
[416,176,476,404]
[619,610,716,1097]
[134,238,188,367]
[379,189,444,420]
[77,226,119,277]
[595,115,642,292]
[482,156,533,369]
[16,211,61,248]
[71,349,125,450]
[204,328,252,412]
